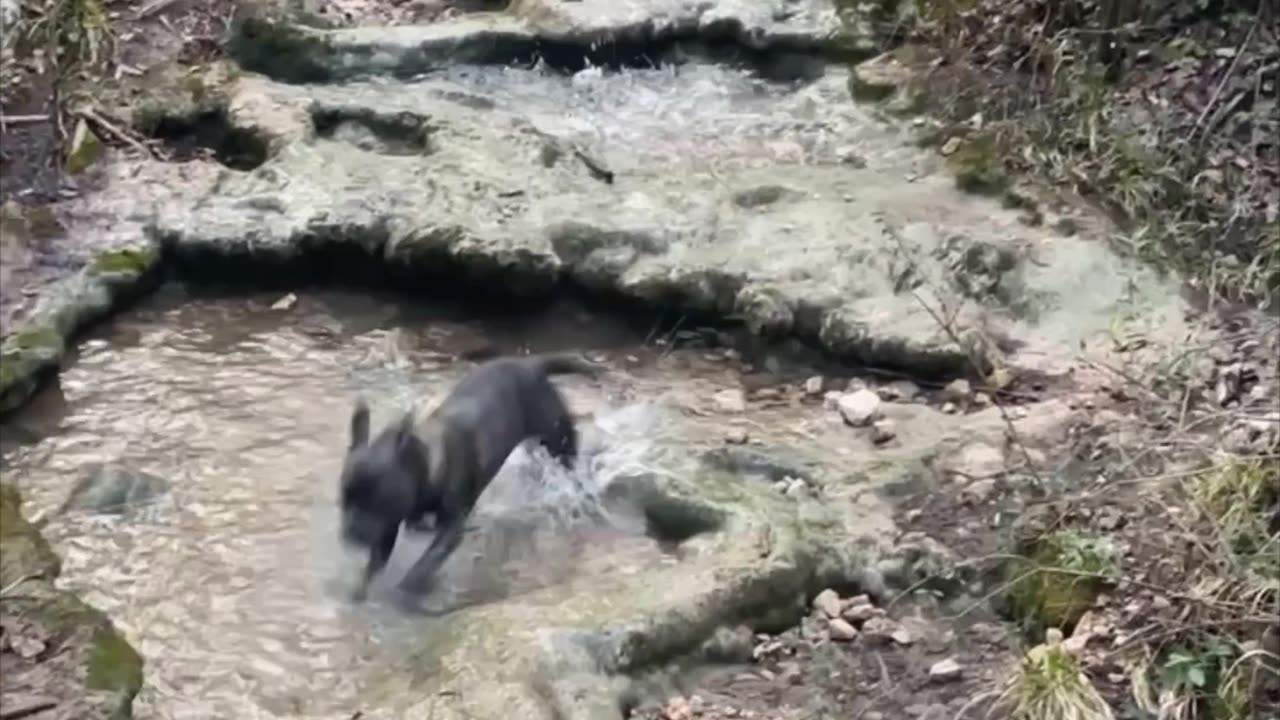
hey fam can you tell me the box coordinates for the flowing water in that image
[0,284,850,719]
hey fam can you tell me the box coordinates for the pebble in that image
[929,658,963,682]
[828,618,858,641]
[942,378,971,403]
[841,595,881,623]
[813,588,843,618]
[714,389,747,413]
[860,616,900,644]
[724,428,749,445]
[871,419,897,445]
[941,401,958,414]
[270,293,298,310]
[837,389,881,426]
[804,376,825,396]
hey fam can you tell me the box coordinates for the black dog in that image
[338,353,599,604]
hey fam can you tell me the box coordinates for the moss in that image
[1005,530,1116,635]
[948,134,1012,196]
[88,247,158,277]
[0,483,62,587]
[86,625,145,697]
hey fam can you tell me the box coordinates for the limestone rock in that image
[828,618,858,641]
[942,378,972,403]
[713,389,746,414]
[59,464,170,516]
[813,588,842,619]
[837,389,881,426]
[871,419,897,445]
[929,658,963,682]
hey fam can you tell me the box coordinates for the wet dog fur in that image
[338,353,599,603]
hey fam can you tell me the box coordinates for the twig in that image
[0,700,57,720]
[0,115,50,125]
[133,0,181,20]
[74,107,152,157]
[1192,19,1256,139]
[0,572,41,598]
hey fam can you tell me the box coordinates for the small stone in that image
[940,136,962,156]
[871,419,897,445]
[828,618,858,640]
[960,478,996,504]
[813,588,843,618]
[860,616,899,644]
[777,661,802,685]
[877,379,920,401]
[841,595,880,622]
[724,428,749,445]
[714,389,747,413]
[942,378,972,403]
[271,293,298,311]
[823,390,844,410]
[837,389,881,426]
[891,628,914,645]
[973,392,991,407]
[941,401,958,414]
[929,658,963,682]
[784,478,807,497]
[662,696,692,720]
[804,376,825,396]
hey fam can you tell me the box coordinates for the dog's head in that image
[338,399,426,547]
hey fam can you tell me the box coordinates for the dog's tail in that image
[533,353,604,378]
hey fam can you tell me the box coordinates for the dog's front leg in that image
[352,525,399,603]
[398,518,467,596]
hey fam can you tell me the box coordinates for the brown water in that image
[0,285,857,720]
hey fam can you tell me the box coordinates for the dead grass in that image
[896,0,1279,310]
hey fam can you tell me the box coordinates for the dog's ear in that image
[350,399,371,449]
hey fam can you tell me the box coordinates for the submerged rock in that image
[60,464,170,516]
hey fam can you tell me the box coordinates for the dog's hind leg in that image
[398,515,468,596]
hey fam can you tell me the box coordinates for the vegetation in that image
[887,0,1278,308]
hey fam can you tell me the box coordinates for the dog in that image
[338,352,600,604]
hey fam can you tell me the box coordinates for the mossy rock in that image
[1003,530,1115,635]
[0,325,67,416]
[0,482,62,586]
[229,17,335,84]
[88,247,159,278]
[1,483,145,719]
[948,134,1012,196]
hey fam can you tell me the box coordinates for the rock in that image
[941,402,958,414]
[929,658,963,682]
[804,376,824,396]
[822,390,844,410]
[959,478,996,504]
[700,626,756,664]
[270,292,298,310]
[662,696,692,720]
[59,464,169,515]
[828,618,858,641]
[783,478,808,497]
[947,442,1005,480]
[724,428,749,445]
[871,419,897,445]
[877,379,920,401]
[813,588,843,618]
[942,378,971,404]
[891,627,914,645]
[777,661,802,685]
[841,594,880,622]
[972,392,991,407]
[713,389,747,413]
[837,389,881,426]
[860,616,899,644]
